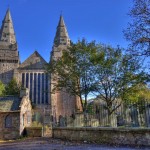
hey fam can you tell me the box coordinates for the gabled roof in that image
[0,96,21,112]
[19,51,47,70]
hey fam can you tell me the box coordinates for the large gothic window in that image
[42,73,44,104]
[45,73,48,104]
[30,73,33,100]
[5,115,12,128]
[34,73,37,104]
[26,73,29,88]
[22,73,25,87]
[38,73,41,104]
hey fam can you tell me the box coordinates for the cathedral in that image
[0,9,80,120]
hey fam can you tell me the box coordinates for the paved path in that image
[0,138,149,150]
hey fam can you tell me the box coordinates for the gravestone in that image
[117,115,124,126]
[145,104,150,127]
[130,105,139,127]
[59,115,66,127]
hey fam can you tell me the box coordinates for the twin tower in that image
[0,9,81,120]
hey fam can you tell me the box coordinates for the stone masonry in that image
[0,88,32,140]
[50,15,82,121]
[0,9,19,84]
[0,9,81,122]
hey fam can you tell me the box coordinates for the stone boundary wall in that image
[25,127,42,137]
[53,127,150,147]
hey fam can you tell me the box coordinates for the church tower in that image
[51,15,70,59]
[53,15,70,47]
[0,9,19,84]
[50,15,79,121]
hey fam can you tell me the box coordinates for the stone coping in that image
[53,127,150,147]
[53,127,150,132]
[25,127,42,129]
[0,111,20,113]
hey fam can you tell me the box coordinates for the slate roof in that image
[0,96,21,112]
[19,51,47,70]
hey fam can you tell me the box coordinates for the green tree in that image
[0,80,5,96]
[5,78,21,96]
[90,45,148,124]
[48,39,148,120]
[123,83,150,124]
[124,0,150,56]
[48,39,97,112]
[123,83,150,103]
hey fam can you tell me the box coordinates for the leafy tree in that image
[93,45,148,124]
[5,78,21,96]
[123,83,150,103]
[0,80,5,96]
[124,0,150,56]
[48,38,148,123]
[123,83,150,124]
[48,39,97,112]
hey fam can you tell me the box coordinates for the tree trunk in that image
[107,106,112,127]
[83,95,88,126]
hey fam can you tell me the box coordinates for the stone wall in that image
[53,127,150,147]
[25,127,42,137]
[20,93,32,135]
[0,48,19,84]
[0,112,20,140]
[43,125,52,137]
[25,126,52,137]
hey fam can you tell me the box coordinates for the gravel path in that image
[0,138,149,150]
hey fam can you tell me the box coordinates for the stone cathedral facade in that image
[0,9,81,120]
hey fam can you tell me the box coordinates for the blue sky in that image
[0,0,133,62]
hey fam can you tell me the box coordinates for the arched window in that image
[5,115,12,128]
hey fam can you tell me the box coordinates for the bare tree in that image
[124,0,150,56]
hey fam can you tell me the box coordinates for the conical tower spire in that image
[54,15,70,47]
[0,8,16,44]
